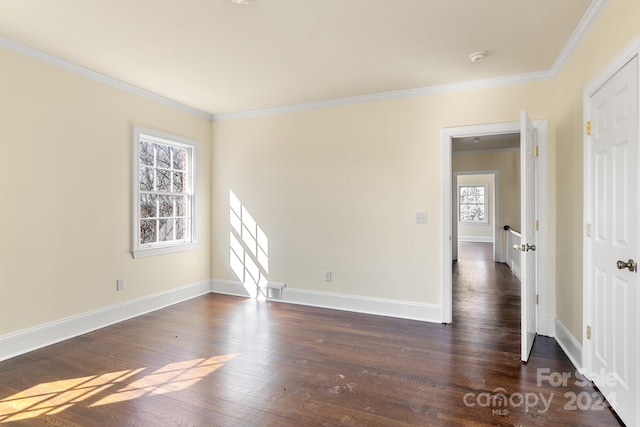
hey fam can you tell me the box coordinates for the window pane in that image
[176,219,187,240]
[477,205,485,220]
[157,145,171,168]
[156,169,171,192]
[159,219,174,241]
[460,205,469,221]
[159,195,173,217]
[468,205,478,220]
[172,147,186,170]
[477,194,485,203]
[140,142,154,166]
[141,220,157,244]
[140,194,157,218]
[176,195,188,217]
[140,167,154,191]
[173,171,184,192]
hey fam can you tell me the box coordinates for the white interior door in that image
[587,55,638,426]
[520,111,537,362]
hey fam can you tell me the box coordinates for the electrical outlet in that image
[116,278,125,291]
[415,212,427,224]
[323,271,332,282]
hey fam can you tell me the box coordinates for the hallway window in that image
[458,185,487,223]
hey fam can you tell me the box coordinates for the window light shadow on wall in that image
[0,354,238,423]
[229,190,269,298]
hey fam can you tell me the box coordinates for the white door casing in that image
[520,111,538,362]
[584,54,639,426]
[441,120,551,337]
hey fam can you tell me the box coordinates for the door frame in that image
[582,38,640,395]
[441,120,551,336]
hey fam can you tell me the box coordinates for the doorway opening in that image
[440,118,551,360]
[451,141,520,334]
[453,171,501,263]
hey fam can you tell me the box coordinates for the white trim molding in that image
[549,0,609,76]
[0,280,212,362]
[441,120,550,330]
[0,36,212,120]
[554,319,584,373]
[211,1,608,121]
[0,2,607,122]
[281,288,442,323]
[210,279,442,323]
[211,279,252,297]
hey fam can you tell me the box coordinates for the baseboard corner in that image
[554,319,583,372]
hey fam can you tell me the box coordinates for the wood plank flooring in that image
[0,246,624,426]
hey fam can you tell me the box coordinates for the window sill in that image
[133,242,199,259]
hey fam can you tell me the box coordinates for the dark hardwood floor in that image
[0,245,623,426]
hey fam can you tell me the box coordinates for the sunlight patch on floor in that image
[0,353,238,423]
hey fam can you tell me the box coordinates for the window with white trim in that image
[458,184,488,223]
[132,126,198,258]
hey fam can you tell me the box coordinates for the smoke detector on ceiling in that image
[468,51,488,63]
[230,0,252,4]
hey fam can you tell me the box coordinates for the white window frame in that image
[132,126,199,258]
[457,184,488,224]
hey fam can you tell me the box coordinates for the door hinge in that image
[534,145,539,157]
[587,325,592,340]
[535,220,539,231]
[535,294,539,305]
[586,121,593,136]
[586,223,591,238]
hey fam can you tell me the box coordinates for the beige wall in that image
[3,0,637,346]
[0,49,212,336]
[212,81,554,305]
[554,0,640,341]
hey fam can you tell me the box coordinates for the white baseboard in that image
[554,319,583,372]
[458,236,494,243]
[539,316,556,338]
[0,280,212,362]
[282,288,442,323]
[210,279,441,323]
[0,278,444,362]
[211,279,251,297]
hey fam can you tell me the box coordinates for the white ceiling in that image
[0,0,594,116]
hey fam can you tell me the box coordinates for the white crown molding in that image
[211,70,553,121]
[211,0,608,121]
[549,0,609,76]
[1,0,608,122]
[0,36,212,121]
